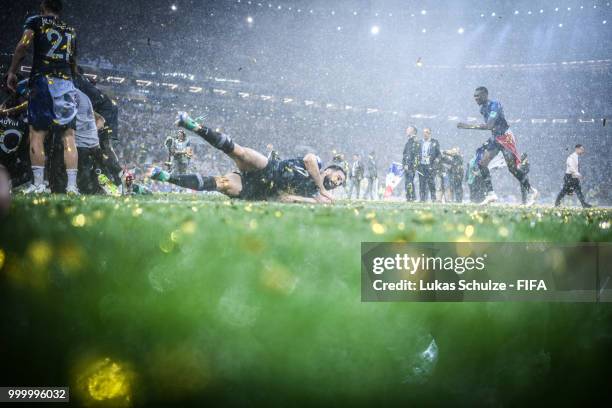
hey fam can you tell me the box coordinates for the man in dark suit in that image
[364,151,378,200]
[402,126,420,201]
[348,153,364,199]
[418,128,441,202]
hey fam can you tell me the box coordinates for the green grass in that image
[1,195,611,406]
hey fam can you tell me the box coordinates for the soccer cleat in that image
[175,111,199,131]
[194,115,208,126]
[525,187,538,206]
[98,173,120,196]
[20,183,47,194]
[66,185,80,196]
[149,166,171,182]
[479,191,498,205]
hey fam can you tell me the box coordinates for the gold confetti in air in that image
[464,225,475,238]
[274,210,283,218]
[249,219,258,230]
[0,248,5,270]
[132,207,143,217]
[498,226,509,237]
[600,221,610,230]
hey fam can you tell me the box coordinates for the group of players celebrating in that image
[0,0,593,208]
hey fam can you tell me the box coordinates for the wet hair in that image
[575,144,583,149]
[42,0,63,14]
[475,86,488,94]
[324,164,346,178]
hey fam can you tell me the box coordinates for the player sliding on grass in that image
[149,112,346,203]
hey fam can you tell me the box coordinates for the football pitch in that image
[1,195,611,406]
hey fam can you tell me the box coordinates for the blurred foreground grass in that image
[1,194,611,406]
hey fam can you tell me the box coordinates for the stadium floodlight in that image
[171,4,177,11]
[161,83,178,90]
[238,92,250,98]
[491,12,496,16]
[421,28,427,33]
[247,16,253,24]
[371,25,380,35]
[458,27,464,34]
[188,86,203,93]
[212,88,228,95]
[282,98,294,103]
[136,80,152,87]
[366,108,379,114]
[558,23,563,27]
[514,10,519,15]
[106,76,125,84]
[421,10,427,15]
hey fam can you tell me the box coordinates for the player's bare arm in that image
[303,153,333,201]
[7,30,34,91]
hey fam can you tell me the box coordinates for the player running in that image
[457,86,537,205]
[149,112,346,203]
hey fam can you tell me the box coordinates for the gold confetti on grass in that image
[27,240,52,268]
[72,214,86,227]
[371,222,386,234]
